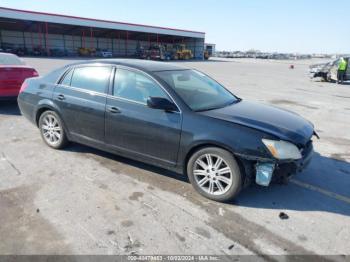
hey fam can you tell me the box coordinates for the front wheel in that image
[39,110,68,149]
[187,147,242,202]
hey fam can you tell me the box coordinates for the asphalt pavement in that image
[0,57,349,257]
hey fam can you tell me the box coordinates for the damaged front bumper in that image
[255,140,314,186]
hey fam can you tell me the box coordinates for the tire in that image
[38,110,68,149]
[327,73,333,83]
[187,147,242,202]
[322,73,328,82]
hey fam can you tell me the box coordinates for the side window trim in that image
[111,65,181,113]
[57,67,74,86]
[108,66,117,96]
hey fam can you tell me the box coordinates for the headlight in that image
[262,139,302,160]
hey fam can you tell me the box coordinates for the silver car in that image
[310,57,349,82]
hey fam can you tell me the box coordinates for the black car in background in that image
[18,59,315,202]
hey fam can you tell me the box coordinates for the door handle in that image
[108,106,121,114]
[57,94,65,101]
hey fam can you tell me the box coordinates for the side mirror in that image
[147,97,178,112]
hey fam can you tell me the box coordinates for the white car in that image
[100,51,113,58]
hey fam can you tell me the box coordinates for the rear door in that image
[53,65,112,143]
[105,67,182,166]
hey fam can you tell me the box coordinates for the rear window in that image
[70,66,111,93]
[0,53,24,65]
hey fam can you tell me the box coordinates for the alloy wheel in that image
[41,114,62,146]
[193,154,233,195]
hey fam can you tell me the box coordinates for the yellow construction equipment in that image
[173,44,193,60]
[78,47,96,57]
[204,50,210,60]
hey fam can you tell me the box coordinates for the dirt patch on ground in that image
[83,148,319,257]
[334,95,350,99]
[121,220,134,228]
[323,137,350,147]
[0,185,71,254]
[129,192,144,201]
[270,99,319,110]
[330,153,350,162]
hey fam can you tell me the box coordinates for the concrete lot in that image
[0,57,350,257]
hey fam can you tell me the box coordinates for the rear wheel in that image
[187,147,242,202]
[39,110,68,149]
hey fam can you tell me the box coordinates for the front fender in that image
[178,119,276,170]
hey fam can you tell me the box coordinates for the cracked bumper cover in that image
[237,140,314,187]
[274,140,314,179]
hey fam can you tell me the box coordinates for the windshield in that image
[0,53,24,65]
[155,70,239,111]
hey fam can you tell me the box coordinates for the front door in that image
[53,66,112,143]
[105,67,182,166]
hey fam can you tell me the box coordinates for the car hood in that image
[309,62,333,73]
[309,62,328,69]
[200,100,314,145]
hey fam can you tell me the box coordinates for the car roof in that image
[0,52,19,58]
[66,59,189,72]
[0,52,26,66]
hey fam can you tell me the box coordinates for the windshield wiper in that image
[195,106,224,112]
[195,98,242,112]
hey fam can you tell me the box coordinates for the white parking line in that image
[290,179,350,205]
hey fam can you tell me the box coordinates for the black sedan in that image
[18,59,315,202]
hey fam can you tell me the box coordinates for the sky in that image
[0,0,349,54]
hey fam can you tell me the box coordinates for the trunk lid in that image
[0,66,38,96]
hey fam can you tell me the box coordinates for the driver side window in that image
[113,68,169,104]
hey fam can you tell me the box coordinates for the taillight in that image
[32,70,39,77]
[19,81,29,94]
